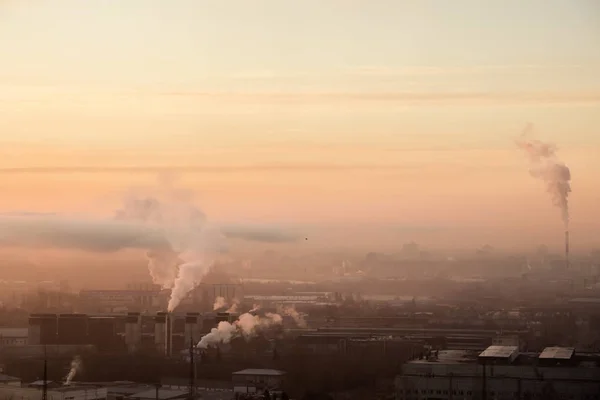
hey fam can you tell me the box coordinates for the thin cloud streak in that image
[157,90,600,105]
[0,164,421,174]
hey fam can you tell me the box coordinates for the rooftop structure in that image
[478,345,519,363]
[396,346,600,400]
[539,346,575,361]
[0,385,107,400]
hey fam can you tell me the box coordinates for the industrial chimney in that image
[565,230,570,269]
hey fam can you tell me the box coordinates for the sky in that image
[1,0,599,251]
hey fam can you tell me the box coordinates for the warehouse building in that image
[395,345,600,400]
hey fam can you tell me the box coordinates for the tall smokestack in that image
[565,230,570,269]
[166,312,174,357]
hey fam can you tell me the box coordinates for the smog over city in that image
[0,1,599,399]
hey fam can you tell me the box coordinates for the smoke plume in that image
[64,356,81,385]
[226,298,239,313]
[115,182,223,311]
[249,304,261,313]
[197,312,282,349]
[516,123,572,227]
[279,305,307,328]
[213,296,227,310]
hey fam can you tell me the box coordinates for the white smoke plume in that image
[213,296,227,311]
[196,312,282,349]
[226,298,239,313]
[115,180,224,311]
[279,305,307,328]
[516,123,572,227]
[249,304,261,313]
[64,355,81,385]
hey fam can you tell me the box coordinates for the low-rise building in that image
[0,374,21,386]
[395,345,600,400]
[0,385,107,400]
[0,328,28,346]
[232,369,286,395]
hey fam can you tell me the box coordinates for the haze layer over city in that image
[0,1,599,400]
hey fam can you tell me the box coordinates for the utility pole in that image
[42,345,48,400]
[481,360,487,400]
[189,333,195,400]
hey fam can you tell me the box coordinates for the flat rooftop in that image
[539,347,575,360]
[479,345,519,360]
[232,369,286,376]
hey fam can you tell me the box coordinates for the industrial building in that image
[395,345,600,400]
[78,283,243,313]
[0,384,107,400]
[0,328,28,346]
[232,369,287,395]
[24,311,242,355]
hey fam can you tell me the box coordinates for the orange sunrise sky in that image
[1,0,599,250]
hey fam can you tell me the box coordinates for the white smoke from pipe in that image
[249,304,261,313]
[213,296,227,311]
[196,312,282,349]
[226,298,239,313]
[516,123,572,228]
[278,305,307,328]
[115,179,224,312]
[64,355,81,385]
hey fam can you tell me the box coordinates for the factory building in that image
[57,314,88,345]
[22,310,286,356]
[0,328,28,346]
[28,314,58,345]
[395,345,600,400]
[0,385,107,400]
[232,369,287,395]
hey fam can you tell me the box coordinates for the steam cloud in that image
[249,304,261,313]
[197,312,282,349]
[115,184,223,312]
[279,305,307,328]
[64,356,81,385]
[226,298,240,313]
[516,123,572,227]
[213,296,227,310]
[0,177,302,311]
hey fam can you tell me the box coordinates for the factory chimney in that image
[164,312,173,357]
[565,230,570,269]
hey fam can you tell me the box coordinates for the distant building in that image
[79,290,161,313]
[128,388,189,400]
[0,374,21,387]
[0,384,107,400]
[395,345,600,400]
[232,369,286,395]
[0,328,28,346]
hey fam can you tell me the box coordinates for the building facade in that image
[395,346,600,400]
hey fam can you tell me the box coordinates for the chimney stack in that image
[565,230,570,269]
